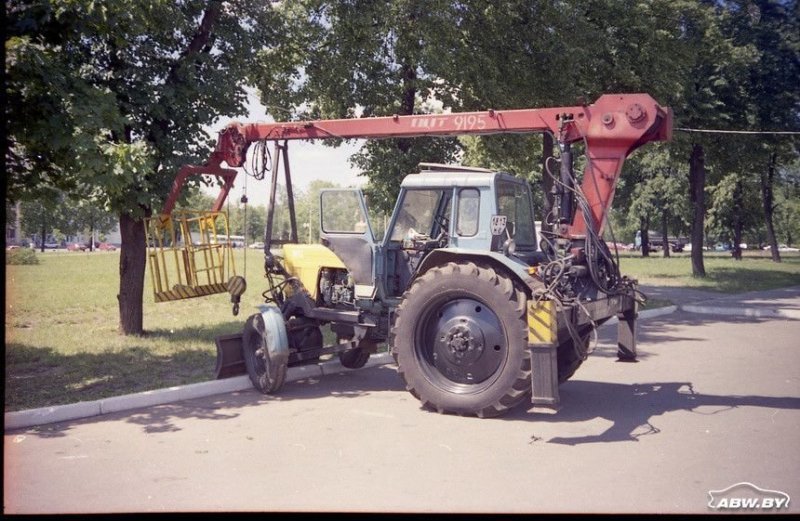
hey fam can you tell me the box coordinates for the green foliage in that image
[774,158,800,245]
[6,0,287,217]
[256,0,468,213]
[707,171,762,244]
[353,138,460,213]
[293,180,341,243]
[6,248,39,265]
[16,191,117,248]
[625,145,690,233]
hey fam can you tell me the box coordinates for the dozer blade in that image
[214,333,246,379]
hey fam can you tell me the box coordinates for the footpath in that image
[6,285,800,431]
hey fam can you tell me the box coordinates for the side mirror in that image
[506,221,515,238]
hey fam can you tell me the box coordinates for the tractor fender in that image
[414,248,539,296]
[241,305,291,393]
[255,305,290,367]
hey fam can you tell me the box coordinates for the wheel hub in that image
[443,323,483,360]
[422,298,506,386]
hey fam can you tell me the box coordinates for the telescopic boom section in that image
[164,93,671,237]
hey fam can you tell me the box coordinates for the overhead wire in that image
[675,128,800,136]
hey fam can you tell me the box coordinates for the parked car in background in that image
[607,242,633,251]
[248,241,265,249]
[97,242,117,251]
[762,244,799,252]
[67,243,89,252]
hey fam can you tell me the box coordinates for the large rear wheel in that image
[391,262,531,418]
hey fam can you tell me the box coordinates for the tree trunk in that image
[760,151,781,263]
[40,225,46,252]
[689,143,706,277]
[89,217,95,252]
[117,212,147,335]
[731,178,743,260]
[15,201,22,246]
[640,216,650,258]
[661,206,670,258]
[541,132,555,235]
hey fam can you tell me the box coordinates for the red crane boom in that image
[163,93,671,238]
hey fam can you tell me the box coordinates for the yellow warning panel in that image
[528,299,557,345]
[144,210,237,302]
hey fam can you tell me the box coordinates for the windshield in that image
[496,180,536,249]
[390,189,450,241]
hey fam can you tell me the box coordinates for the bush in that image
[6,248,39,265]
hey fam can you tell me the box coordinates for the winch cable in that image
[242,173,248,280]
[540,146,630,359]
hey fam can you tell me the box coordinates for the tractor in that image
[149,93,673,417]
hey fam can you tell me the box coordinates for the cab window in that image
[496,181,536,248]
[456,189,480,236]
[321,190,367,233]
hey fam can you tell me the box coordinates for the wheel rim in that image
[415,297,507,393]
[244,316,268,374]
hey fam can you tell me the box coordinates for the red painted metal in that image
[165,93,672,237]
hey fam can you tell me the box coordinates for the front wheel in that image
[242,309,289,394]
[391,262,531,418]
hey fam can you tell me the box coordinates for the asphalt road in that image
[4,309,799,514]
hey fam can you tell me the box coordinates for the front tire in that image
[338,347,371,369]
[242,311,288,394]
[391,262,531,418]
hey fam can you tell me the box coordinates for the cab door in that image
[319,189,376,298]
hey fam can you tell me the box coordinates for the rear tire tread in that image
[390,262,531,418]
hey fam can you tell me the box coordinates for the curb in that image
[4,352,395,431]
[680,304,800,319]
[4,300,793,431]
[605,305,678,325]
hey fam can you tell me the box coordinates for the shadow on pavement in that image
[20,309,798,439]
[588,310,797,361]
[506,380,800,445]
[24,365,407,438]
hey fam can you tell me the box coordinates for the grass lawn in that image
[618,250,800,292]
[5,248,800,412]
[5,249,270,412]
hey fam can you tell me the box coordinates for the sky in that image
[202,90,367,208]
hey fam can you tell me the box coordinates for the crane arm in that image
[163,93,672,237]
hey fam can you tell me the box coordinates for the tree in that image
[252,0,468,213]
[707,170,762,259]
[671,1,760,275]
[291,180,340,244]
[19,196,69,251]
[6,1,289,334]
[724,0,800,262]
[772,157,800,247]
[625,146,690,258]
[68,200,118,250]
